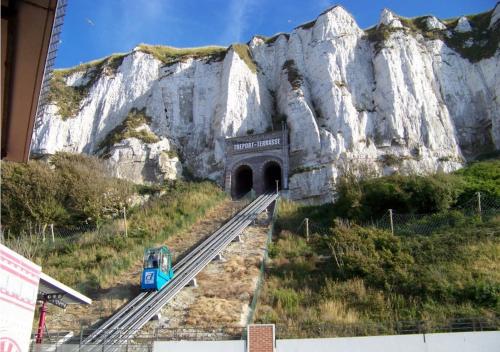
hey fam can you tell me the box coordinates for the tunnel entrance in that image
[263,161,282,192]
[234,165,253,198]
[225,130,288,197]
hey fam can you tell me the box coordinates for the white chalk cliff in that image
[32,5,500,202]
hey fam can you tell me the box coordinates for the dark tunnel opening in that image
[234,165,253,198]
[263,161,282,192]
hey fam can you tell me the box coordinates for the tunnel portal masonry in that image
[224,129,289,198]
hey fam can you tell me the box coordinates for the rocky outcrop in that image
[32,5,500,202]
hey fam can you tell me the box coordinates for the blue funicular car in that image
[140,246,174,291]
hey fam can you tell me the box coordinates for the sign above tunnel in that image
[233,137,281,152]
[227,131,284,155]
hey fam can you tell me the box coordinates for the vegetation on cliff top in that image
[137,44,227,65]
[231,44,258,73]
[48,54,126,120]
[366,8,499,63]
[97,107,160,155]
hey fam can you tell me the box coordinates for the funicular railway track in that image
[81,192,278,348]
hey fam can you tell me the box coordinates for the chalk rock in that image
[455,16,472,32]
[32,4,500,203]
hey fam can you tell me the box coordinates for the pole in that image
[50,224,55,243]
[275,179,279,194]
[389,209,394,236]
[305,218,309,242]
[123,207,128,237]
[36,298,48,344]
[477,192,482,220]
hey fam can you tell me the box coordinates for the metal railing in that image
[31,316,498,352]
[274,317,499,339]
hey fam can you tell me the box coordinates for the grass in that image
[365,9,499,63]
[137,44,227,66]
[97,107,159,154]
[27,181,226,294]
[232,44,258,73]
[48,54,126,119]
[256,158,500,336]
[255,200,500,336]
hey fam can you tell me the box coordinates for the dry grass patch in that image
[197,257,260,300]
[319,300,361,324]
[185,297,244,326]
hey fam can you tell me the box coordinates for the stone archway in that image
[263,161,282,192]
[233,164,253,198]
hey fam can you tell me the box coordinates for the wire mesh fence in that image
[295,193,499,238]
[371,193,499,236]
[0,220,126,261]
[275,316,500,339]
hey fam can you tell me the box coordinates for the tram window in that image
[145,252,159,269]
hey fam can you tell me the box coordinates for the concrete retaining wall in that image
[152,331,500,352]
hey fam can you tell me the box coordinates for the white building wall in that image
[276,331,500,352]
[152,331,500,352]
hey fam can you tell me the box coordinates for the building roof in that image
[38,272,92,306]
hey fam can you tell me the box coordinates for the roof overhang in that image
[38,272,92,307]
[1,0,64,162]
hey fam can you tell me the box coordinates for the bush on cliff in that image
[1,153,132,231]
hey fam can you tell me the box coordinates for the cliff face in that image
[32,5,500,202]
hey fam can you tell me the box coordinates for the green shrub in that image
[50,153,133,224]
[271,288,300,312]
[454,159,500,201]
[1,153,133,230]
[97,107,159,154]
[1,161,68,231]
[335,173,464,220]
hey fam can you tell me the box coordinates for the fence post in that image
[305,218,310,242]
[389,209,394,236]
[477,191,482,220]
[79,325,83,350]
[42,223,47,242]
[123,207,128,237]
[50,224,55,243]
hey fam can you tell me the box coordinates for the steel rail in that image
[82,193,277,347]
[116,193,278,341]
[83,196,253,344]
[100,193,277,346]
[87,194,271,344]
[106,193,278,344]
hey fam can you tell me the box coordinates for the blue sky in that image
[56,0,496,68]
